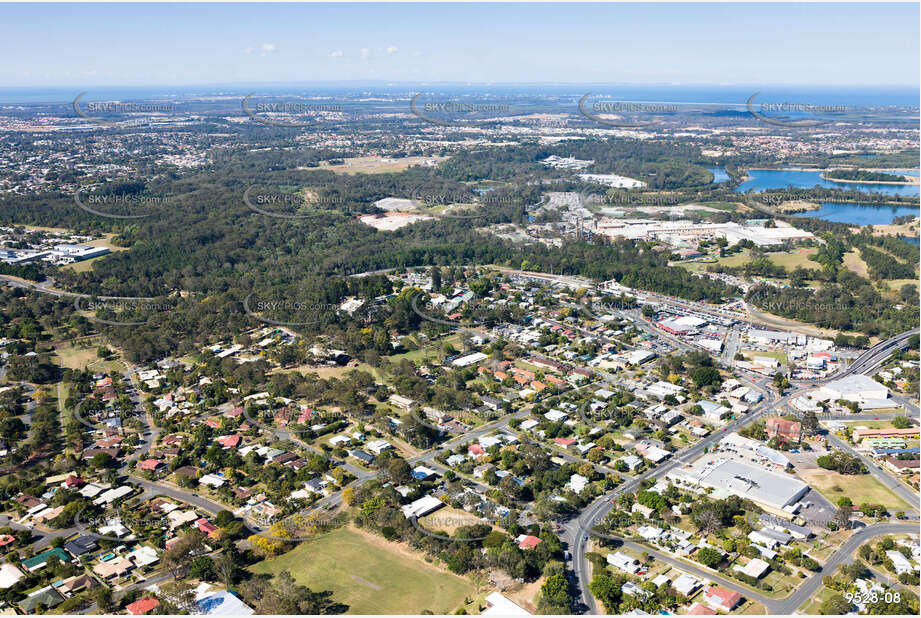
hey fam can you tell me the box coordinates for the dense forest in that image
[824,169,910,183]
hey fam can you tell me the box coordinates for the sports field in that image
[249,526,478,614]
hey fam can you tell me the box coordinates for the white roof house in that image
[672,572,702,597]
[545,409,569,422]
[93,485,133,505]
[483,592,531,616]
[199,474,225,488]
[739,557,770,578]
[367,440,393,454]
[127,545,159,568]
[452,352,488,367]
[0,564,25,589]
[607,551,642,574]
[401,495,444,519]
[885,550,914,575]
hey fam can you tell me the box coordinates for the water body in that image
[708,167,729,183]
[736,169,919,197]
[792,202,920,226]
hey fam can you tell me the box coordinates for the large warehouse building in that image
[818,375,890,408]
[666,458,810,511]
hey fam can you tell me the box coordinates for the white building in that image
[819,375,889,407]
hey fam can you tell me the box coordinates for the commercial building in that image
[765,417,802,442]
[666,458,809,511]
[819,375,889,407]
[853,427,919,442]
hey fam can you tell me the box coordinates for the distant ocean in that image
[0,84,917,106]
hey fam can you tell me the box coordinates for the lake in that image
[792,202,920,226]
[736,169,920,197]
[708,167,730,183]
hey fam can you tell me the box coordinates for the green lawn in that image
[799,585,839,614]
[249,527,478,614]
[798,468,913,511]
[740,349,788,366]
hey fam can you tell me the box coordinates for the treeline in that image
[824,169,909,183]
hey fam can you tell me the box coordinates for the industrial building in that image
[818,375,890,408]
[666,458,809,511]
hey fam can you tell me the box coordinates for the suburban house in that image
[703,586,742,612]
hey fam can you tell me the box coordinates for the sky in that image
[1,2,918,88]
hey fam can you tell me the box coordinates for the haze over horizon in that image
[1,2,918,89]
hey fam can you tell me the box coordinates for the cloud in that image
[360,48,370,60]
[330,50,344,58]
[386,45,399,55]
[244,43,278,57]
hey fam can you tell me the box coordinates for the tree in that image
[691,366,721,388]
[94,586,114,612]
[834,505,852,529]
[588,573,622,613]
[696,547,723,568]
[820,593,853,615]
[188,555,215,580]
[801,410,819,435]
[538,573,572,614]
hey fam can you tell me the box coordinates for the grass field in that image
[843,420,901,430]
[797,468,912,510]
[740,348,788,365]
[316,155,447,175]
[842,250,869,277]
[249,527,478,614]
[54,341,109,370]
[799,586,838,614]
[885,278,918,291]
[716,249,820,271]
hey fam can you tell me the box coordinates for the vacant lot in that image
[316,156,446,175]
[740,348,788,365]
[797,468,911,510]
[842,250,869,277]
[716,249,820,271]
[249,526,477,614]
[418,506,490,535]
[55,342,100,369]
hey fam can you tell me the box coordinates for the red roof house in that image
[703,586,742,612]
[518,535,543,550]
[125,598,160,615]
